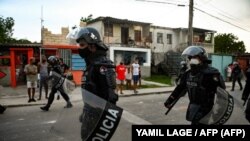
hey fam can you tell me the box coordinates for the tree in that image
[9,38,32,44]
[214,33,246,54]
[0,16,34,44]
[80,14,93,23]
[0,16,15,43]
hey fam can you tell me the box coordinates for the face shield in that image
[66,27,82,44]
[51,71,76,94]
[80,89,123,140]
[182,46,205,57]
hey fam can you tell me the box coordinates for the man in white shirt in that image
[131,59,140,94]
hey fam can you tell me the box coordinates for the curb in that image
[1,84,234,108]
[5,103,46,108]
[118,90,173,97]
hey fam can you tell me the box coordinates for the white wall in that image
[109,46,151,77]
[150,27,178,53]
[109,47,151,66]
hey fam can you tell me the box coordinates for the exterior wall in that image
[0,67,11,86]
[210,54,233,80]
[42,27,69,45]
[150,27,178,53]
[109,46,151,77]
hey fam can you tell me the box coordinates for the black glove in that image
[164,96,175,108]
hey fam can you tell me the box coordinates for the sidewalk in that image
[0,81,234,107]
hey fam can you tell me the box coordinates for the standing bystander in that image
[116,62,126,94]
[125,66,132,90]
[24,57,38,102]
[131,59,140,94]
[37,55,49,100]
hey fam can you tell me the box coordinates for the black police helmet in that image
[48,56,59,65]
[76,27,108,51]
[182,46,211,64]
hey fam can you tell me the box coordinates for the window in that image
[104,23,113,37]
[134,30,141,42]
[157,33,163,44]
[146,32,152,43]
[167,34,172,44]
[205,33,212,43]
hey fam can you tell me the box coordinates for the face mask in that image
[189,58,200,65]
[79,48,91,58]
[188,58,201,74]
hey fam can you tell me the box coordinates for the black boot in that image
[0,105,6,114]
[64,101,73,108]
[40,105,49,111]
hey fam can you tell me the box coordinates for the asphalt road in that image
[0,88,249,141]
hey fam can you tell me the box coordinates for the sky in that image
[1,0,250,52]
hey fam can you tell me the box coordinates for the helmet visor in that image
[182,46,205,57]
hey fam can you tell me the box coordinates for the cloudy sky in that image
[1,0,250,51]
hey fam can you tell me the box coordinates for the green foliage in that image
[214,33,246,54]
[9,38,32,44]
[80,14,93,23]
[144,74,171,85]
[0,16,34,44]
[0,16,14,43]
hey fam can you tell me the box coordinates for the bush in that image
[144,74,171,85]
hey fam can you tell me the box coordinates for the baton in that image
[165,90,187,115]
[165,98,180,115]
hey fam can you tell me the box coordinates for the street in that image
[0,87,249,141]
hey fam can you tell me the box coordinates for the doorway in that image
[121,27,129,45]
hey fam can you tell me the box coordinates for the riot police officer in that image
[73,27,118,139]
[40,56,73,111]
[242,63,250,122]
[164,46,226,125]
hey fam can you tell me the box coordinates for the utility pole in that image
[40,5,44,63]
[188,0,193,46]
[41,5,44,44]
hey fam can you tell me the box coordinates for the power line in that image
[194,7,250,32]
[136,0,250,32]
[135,0,188,7]
[198,0,250,29]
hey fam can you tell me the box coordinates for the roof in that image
[42,44,79,49]
[88,16,151,25]
[0,43,42,48]
[174,27,217,33]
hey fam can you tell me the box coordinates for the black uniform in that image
[175,65,188,85]
[164,46,225,125]
[40,58,72,111]
[75,27,118,139]
[231,64,243,91]
[47,65,71,105]
[242,66,250,122]
[167,65,225,124]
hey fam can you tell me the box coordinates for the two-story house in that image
[149,26,216,74]
[85,16,216,77]
[87,17,152,77]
